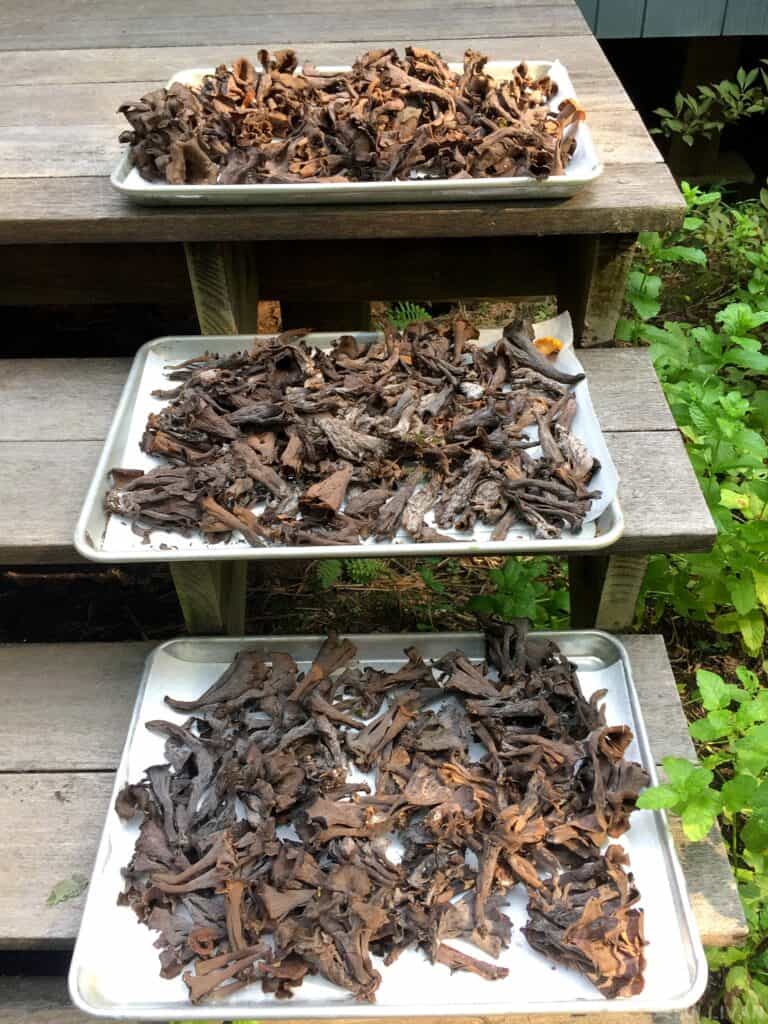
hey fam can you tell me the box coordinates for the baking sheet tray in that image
[74,313,624,562]
[69,630,706,1019]
[111,60,602,205]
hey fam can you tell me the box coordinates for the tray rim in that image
[73,333,626,563]
[68,628,707,1019]
[110,58,603,204]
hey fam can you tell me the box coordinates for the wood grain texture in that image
[557,234,639,346]
[0,349,677,442]
[0,165,686,245]
[0,34,628,91]
[0,430,715,564]
[0,976,699,1024]
[595,554,649,630]
[0,108,661,179]
[0,635,696,771]
[0,5,589,51]
[0,772,114,948]
[0,635,745,950]
[0,642,149,771]
[0,359,130,440]
[608,431,716,555]
[670,819,749,948]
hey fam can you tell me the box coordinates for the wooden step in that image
[0,349,715,564]
[0,636,745,953]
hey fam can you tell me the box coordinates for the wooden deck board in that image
[0,975,700,1024]
[0,431,715,563]
[0,0,684,243]
[0,348,676,442]
[0,635,745,950]
[0,4,589,51]
[0,164,685,245]
[0,343,713,562]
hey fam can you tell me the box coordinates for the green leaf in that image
[722,775,758,814]
[626,271,662,320]
[636,784,680,810]
[684,216,704,231]
[721,488,751,511]
[742,813,768,855]
[737,666,761,693]
[316,559,343,590]
[690,709,736,741]
[696,668,733,709]
[46,874,88,906]
[681,790,722,841]
[707,945,750,970]
[660,245,707,266]
[729,575,758,616]
[715,611,741,635]
[740,610,766,656]
[662,756,699,788]
[736,723,768,774]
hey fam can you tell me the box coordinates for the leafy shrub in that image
[620,185,768,655]
[653,63,768,146]
[468,556,569,628]
[638,665,768,1021]
[387,301,431,328]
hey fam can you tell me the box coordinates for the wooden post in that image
[556,234,637,347]
[175,243,259,635]
[569,554,648,631]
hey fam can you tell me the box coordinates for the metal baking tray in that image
[69,630,706,1019]
[74,320,624,562]
[111,60,602,205]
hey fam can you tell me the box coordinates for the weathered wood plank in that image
[0,635,696,773]
[0,642,149,772]
[0,975,698,1024]
[0,107,662,179]
[0,164,686,245]
[0,772,114,948]
[0,35,620,89]
[0,5,589,51]
[556,233,638,345]
[0,348,676,444]
[643,0,726,36]
[622,634,697,763]
[0,428,714,564]
[0,359,130,440]
[607,430,715,555]
[0,634,746,950]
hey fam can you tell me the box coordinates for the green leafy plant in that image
[653,63,768,146]
[315,558,343,590]
[467,556,569,628]
[387,300,432,328]
[314,558,389,590]
[618,185,768,655]
[637,665,768,1022]
[345,558,387,584]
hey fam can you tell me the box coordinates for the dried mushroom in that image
[117,623,648,1005]
[105,317,601,546]
[118,49,584,185]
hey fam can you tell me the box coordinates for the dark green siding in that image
[577,0,768,35]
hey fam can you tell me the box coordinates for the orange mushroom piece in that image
[533,335,564,357]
